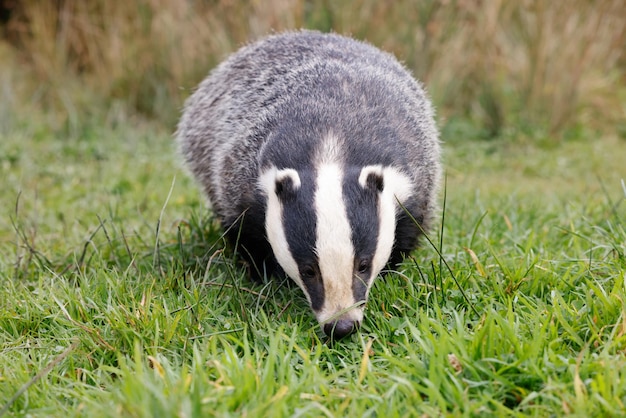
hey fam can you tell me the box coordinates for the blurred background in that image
[0,0,624,142]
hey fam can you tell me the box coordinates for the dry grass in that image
[2,0,625,138]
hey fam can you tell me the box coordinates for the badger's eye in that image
[357,258,372,274]
[301,265,316,280]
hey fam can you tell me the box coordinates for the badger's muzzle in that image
[323,317,361,340]
[319,306,364,340]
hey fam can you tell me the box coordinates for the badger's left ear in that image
[359,165,413,204]
[358,165,384,193]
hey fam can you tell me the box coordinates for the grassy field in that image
[1,115,624,416]
[1,1,625,416]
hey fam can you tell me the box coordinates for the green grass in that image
[1,119,625,417]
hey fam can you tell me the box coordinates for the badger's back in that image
[176,30,439,228]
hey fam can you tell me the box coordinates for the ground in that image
[1,122,625,416]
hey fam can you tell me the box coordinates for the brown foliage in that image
[2,0,625,138]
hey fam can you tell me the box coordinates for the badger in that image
[176,30,441,339]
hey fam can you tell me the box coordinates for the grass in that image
[1,112,625,417]
[1,3,625,415]
[2,0,625,138]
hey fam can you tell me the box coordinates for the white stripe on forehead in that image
[313,132,357,324]
[314,161,356,324]
[315,130,344,165]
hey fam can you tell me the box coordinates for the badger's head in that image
[259,162,413,339]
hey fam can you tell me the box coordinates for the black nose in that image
[323,319,359,340]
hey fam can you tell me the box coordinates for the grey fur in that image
[176,30,441,320]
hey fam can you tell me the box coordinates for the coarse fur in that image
[176,30,441,338]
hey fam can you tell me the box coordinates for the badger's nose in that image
[323,318,360,340]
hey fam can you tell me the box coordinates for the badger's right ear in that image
[260,167,301,200]
[274,168,301,199]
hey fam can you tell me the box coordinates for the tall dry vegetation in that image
[1,0,625,139]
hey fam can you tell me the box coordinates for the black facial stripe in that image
[280,170,325,311]
[343,167,380,302]
[353,272,369,302]
[297,265,324,311]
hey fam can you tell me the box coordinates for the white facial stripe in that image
[316,131,344,165]
[314,162,356,324]
[384,167,414,205]
[258,167,306,300]
[317,303,364,326]
[369,167,414,297]
[371,187,397,285]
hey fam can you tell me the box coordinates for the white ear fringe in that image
[358,165,383,189]
[259,166,301,196]
[359,165,413,205]
[276,168,301,190]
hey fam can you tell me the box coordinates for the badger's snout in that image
[318,304,365,340]
[323,318,360,340]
